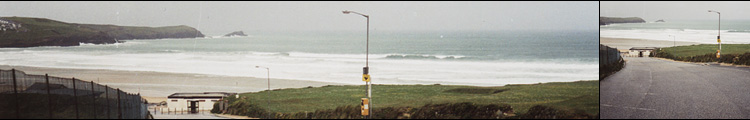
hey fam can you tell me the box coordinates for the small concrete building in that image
[629,47,659,57]
[167,92,236,113]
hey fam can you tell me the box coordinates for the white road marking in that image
[601,104,657,111]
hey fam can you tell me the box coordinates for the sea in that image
[601,20,750,44]
[0,30,598,86]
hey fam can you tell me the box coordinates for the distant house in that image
[629,47,659,57]
[167,92,236,113]
[23,82,104,96]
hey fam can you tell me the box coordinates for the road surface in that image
[601,57,750,119]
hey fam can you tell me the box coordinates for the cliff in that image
[599,16,646,25]
[0,16,204,48]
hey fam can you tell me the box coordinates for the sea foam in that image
[601,29,750,44]
[0,49,597,86]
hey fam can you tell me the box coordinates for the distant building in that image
[167,92,236,113]
[629,47,659,57]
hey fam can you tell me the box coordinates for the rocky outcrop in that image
[0,16,204,48]
[224,31,248,37]
[599,16,646,25]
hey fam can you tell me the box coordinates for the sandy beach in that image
[600,37,703,51]
[0,65,347,103]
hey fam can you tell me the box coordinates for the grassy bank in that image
[216,80,598,119]
[656,44,750,57]
[653,44,750,65]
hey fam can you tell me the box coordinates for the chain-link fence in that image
[0,69,148,119]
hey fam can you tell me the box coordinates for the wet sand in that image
[600,37,703,51]
[0,65,348,103]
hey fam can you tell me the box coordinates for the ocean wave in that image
[727,30,750,33]
[78,42,98,46]
[384,54,469,60]
[251,52,290,56]
[600,29,750,44]
[0,48,598,86]
[159,49,183,53]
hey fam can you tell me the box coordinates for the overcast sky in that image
[601,1,750,21]
[1,1,597,35]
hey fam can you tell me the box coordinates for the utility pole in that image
[709,10,721,59]
[343,10,372,119]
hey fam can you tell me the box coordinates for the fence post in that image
[126,94,130,119]
[91,81,97,119]
[125,94,129,119]
[46,74,52,119]
[12,69,19,119]
[117,89,122,119]
[72,77,79,119]
[105,85,110,119]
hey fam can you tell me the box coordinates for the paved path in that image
[601,57,750,119]
[150,106,228,119]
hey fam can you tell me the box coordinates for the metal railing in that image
[0,69,148,119]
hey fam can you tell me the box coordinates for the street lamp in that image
[709,10,721,59]
[343,10,372,118]
[255,66,270,119]
[342,10,369,66]
[668,35,675,47]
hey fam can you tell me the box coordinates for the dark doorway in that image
[188,101,199,113]
[639,51,643,57]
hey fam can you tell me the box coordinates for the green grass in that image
[659,44,750,57]
[229,80,599,115]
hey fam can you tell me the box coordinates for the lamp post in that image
[709,10,721,59]
[343,10,372,118]
[255,66,270,119]
[668,35,675,47]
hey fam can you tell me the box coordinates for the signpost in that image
[363,74,370,82]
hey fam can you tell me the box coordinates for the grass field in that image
[227,80,598,115]
[658,44,750,57]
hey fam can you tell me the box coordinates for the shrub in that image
[521,105,595,119]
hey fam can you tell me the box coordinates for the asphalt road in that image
[601,57,750,119]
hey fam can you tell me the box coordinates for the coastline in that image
[599,37,703,51]
[0,65,347,103]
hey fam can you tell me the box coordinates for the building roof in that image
[168,92,236,99]
[630,47,659,50]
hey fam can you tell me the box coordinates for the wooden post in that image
[11,69,19,119]
[46,74,52,119]
[105,85,110,119]
[117,89,122,119]
[72,77,79,119]
[91,81,97,119]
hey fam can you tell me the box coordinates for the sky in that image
[601,1,750,21]
[1,1,598,36]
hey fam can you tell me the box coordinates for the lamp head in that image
[708,10,720,14]
[255,66,260,68]
[343,11,351,14]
